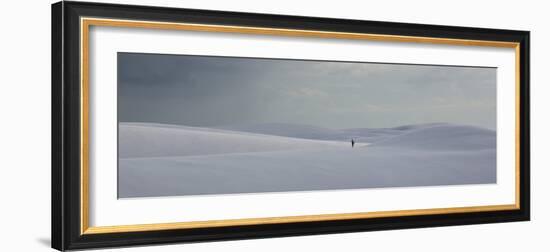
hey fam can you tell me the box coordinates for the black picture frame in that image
[52,1,530,251]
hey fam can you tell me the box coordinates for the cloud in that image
[287,87,328,98]
[118,52,496,129]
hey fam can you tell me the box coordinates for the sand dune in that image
[119,122,348,158]
[219,122,448,143]
[118,122,496,198]
[373,124,495,150]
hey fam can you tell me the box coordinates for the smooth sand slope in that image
[218,122,442,143]
[118,122,496,198]
[119,123,349,158]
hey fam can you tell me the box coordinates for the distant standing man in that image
[351,138,355,148]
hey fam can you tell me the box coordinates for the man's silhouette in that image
[351,139,355,148]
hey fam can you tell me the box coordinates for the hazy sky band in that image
[118,52,496,129]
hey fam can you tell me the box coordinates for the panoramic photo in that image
[117,52,497,198]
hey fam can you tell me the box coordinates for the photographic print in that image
[117,53,497,198]
[52,3,529,249]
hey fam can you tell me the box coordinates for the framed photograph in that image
[52,1,530,250]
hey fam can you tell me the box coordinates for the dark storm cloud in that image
[118,52,496,129]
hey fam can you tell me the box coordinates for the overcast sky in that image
[118,52,496,129]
